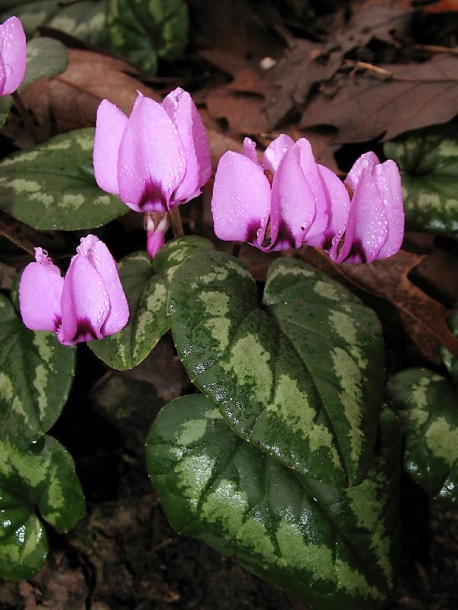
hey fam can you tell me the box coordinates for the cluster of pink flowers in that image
[10,8,404,345]
[212,135,404,264]
[20,236,129,346]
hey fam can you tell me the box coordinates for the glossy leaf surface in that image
[0,434,84,580]
[0,129,127,230]
[169,253,385,487]
[147,395,400,610]
[0,294,75,440]
[89,251,168,370]
[384,125,458,233]
[387,368,458,505]
[90,237,215,370]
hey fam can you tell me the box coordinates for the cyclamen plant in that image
[1,14,457,610]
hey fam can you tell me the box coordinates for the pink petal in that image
[211,151,271,245]
[93,99,128,195]
[269,140,329,250]
[345,151,379,191]
[336,169,389,264]
[19,249,64,332]
[373,160,404,258]
[162,87,212,206]
[318,164,351,250]
[333,153,405,264]
[58,254,110,346]
[262,134,294,174]
[76,235,129,336]
[0,17,26,96]
[117,93,185,213]
[242,137,258,163]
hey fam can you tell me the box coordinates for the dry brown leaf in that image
[300,53,458,142]
[20,49,160,136]
[265,5,414,127]
[205,86,270,136]
[195,0,284,76]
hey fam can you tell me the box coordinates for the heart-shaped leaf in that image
[104,0,188,74]
[147,395,400,610]
[384,125,458,233]
[90,237,215,370]
[0,294,75,440]
[0,128,127,230]
[387,367,458,506]
[0,434,85,580]
[168,252,385,487]
[46,0,106,43]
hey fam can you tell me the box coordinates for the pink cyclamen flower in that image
[211,134,350,252]
[19,235,129,346]
[0,16,26,96]
[93,88,212,214]
[211,135,404,263]
[327,152,405,264]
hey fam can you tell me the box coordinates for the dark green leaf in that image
[387,368,458,505]
[46,0,106,43]
[22,38,68,90]
[147,395,400,610]
[384,125,458,233]
[0,128,127,230]
[0,294,75,440]
[0,434,85,580]
[169,253,385,487]
[90,237,214,370]
[0,0,105,42]
[89,251,169,370]
[104,0,188,74]
[0,1,60,36]
[153,235,216,275]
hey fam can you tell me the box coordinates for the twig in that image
[0,210,36,256]
[345,60,393,79]
[414,44,458,56]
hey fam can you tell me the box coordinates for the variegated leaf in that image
[169,253,385,487]
[384,125,458,233]
[387,368,458,505]
[0,434,85,580]
[0,294,75,440]
[147,395,400,610]
[0,129,126,230]
[0,0,105,43]
[104,0,188,74]
[90,237,215,370]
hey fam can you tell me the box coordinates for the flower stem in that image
[11,91,40,143]
[169,207,184,238]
